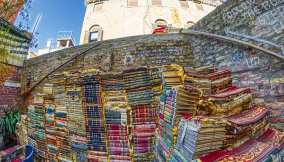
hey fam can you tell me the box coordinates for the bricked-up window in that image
[152,0,162,6]
[179,0,189,8]
[88,25,103,42]
[127,0,138,7]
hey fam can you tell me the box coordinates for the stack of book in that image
[225,105,269,148]
[174,118,227,161]
[184,67,232,96]
[27,95,47,159]
[161,65,184,89]
[82,76,108,162]
[268,102,284,131]
[104,90,131,162]
[123,67,159,161]
[65,87,88,162]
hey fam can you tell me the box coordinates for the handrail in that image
[180,29,284,61]
[21,42,102,96]
[21,30,284,96]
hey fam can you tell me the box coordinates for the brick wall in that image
[0,18,30,113]
[0,67,20,113]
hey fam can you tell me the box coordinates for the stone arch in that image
[88,24,103,42]
[186,21,195,28]
[154,19,168,27]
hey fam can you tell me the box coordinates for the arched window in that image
[155,19,167,28]
[153,19,168,34]
[186,21,195,28]
[89,25,103,42]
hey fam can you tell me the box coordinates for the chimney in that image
[46,39,53,48]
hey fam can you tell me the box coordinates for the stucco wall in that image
[80,0,218,44]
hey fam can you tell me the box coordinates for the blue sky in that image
[17,0,86,51]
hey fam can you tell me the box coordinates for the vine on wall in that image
[0,48,16,85]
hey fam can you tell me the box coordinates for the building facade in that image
[80,0,222,44]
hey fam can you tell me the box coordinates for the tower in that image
[80,0,223,44]
[38,31,75,55]
[56,31,75,48]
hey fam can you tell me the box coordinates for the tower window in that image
[127,0,138,7]
[88,25,103,42]
[153,19,168,34]
[186,21,195,28]
[155,19,167,27]
[90,31,99,42]
[152,0,162,6]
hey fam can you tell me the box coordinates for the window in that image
[186,21,195,28]
[152,0,162,6]
[127,0,138,7]
[88,25,102,42]
[179,0,189,8]
[153,19,168,34]
[155,19,167,27]
[90,31,98,42]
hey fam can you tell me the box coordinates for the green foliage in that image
[0,112,20,136]
[0,47,22,63]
